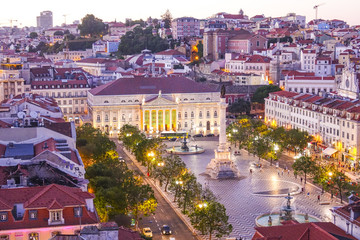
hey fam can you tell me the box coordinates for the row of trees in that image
[227,116,312,165]
[293,156,359,203]
[119,124,232,240]
[76,124,157,227]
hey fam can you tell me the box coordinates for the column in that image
[175,109,178,131]
[142,110,145,131]
[149,110,152,132]
[163,109,165,131]
[156,110,159,132]
[170,109,172,131]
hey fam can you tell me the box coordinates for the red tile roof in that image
[89,76,218,96]
[155,49,185,56]
[253,222,357,240]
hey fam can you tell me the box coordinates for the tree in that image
[227,117,253,149]
[177,172,202,214]
[118,26,169,55]
[119,124,145,152]
[197,41,203,58]
[286,129,313,155]
[228,99,251,115]
[76,124,116,166]
[29,32,38,39]
[292,156,318,184]
[190,201,232,240]
[54,30,64,36]
[251,85,282,104]
[78,14,107,37]
[153,154,186,192]
[161,10,172,29]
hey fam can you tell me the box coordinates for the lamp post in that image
[147,151,155,176]
[174,180,183,202]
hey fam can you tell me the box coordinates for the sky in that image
[1,0,360,27]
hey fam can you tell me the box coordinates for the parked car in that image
[193,133,203,137]
[234,151,241,156]
[206,133,215,137]
[142,227,153,238]
[118,157,125,163]
[161,225,172,235]
[169,137,177,141]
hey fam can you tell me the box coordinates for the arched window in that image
[191,111,194,118]
[105,114,109,122]
[96,115,100,122]
[214,111,218,117]
[199,111,203,118]
[199,122,203,127]
[104,100,109,103]
[207,111,210,118]
[206,97,210,100]
[185,112,188,118]
[214,121,217,126]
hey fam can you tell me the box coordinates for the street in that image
[115,141,197,240]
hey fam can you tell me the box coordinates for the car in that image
[161,225,172,235]
[169,137,177,141]
[193,133,203,137]
[142,227,153,238]
[206,133,215,137]
[118,156,125,163]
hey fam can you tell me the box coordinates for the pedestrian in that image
[300,177,303,183]
[278,170,280,176]
[301,187,304,193]
[307,192,310,197]
[317,195,320,202]
[281,169,284,176]
[288,169,290,175]
[250,169,253,174]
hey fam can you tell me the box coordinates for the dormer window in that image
[0,212,7,222]
[29,210,37,220]
[74,207,82,217]
[49,210,63,224]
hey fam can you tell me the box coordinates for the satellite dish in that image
[30,111,38,119]
[17,112,25,119]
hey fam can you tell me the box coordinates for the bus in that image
[160,131,188,140]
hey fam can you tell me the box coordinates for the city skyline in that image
[1,0,360,27]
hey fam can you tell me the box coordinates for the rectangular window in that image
[50,211,62,222]
[29,210,37,220]
[0,212,7,221]
[74,207,83,217]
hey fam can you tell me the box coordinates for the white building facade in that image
[265,91,360,166]
[87,76,221,137]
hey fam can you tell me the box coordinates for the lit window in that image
[0,212,7,222]
[29,210,37,220]
[28,232,39,240]
[50,210,62,222]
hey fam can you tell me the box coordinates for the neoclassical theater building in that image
[87,76,221,137]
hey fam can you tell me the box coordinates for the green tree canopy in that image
[190,201,233,240]
[292,156,318,184]
[78,14,107,37]
[251,85,282,104]
[228,99,251,115]
[76,124,116,166]
[118,26,169,55]
[29,32,38,39]
[161,10,172,29]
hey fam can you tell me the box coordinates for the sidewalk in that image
[120,143,205,240]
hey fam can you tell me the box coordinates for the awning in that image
[323,147,338,156]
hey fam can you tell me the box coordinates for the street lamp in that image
[157,162,164,167]
[174,180,183,202]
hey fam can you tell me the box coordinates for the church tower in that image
[338,63,359,99]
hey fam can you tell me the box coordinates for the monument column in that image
[218,97,227,151]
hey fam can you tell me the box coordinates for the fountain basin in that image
[255,212,320,227]
[166,146,205,155]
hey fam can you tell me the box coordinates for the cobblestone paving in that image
[170,140,343,240]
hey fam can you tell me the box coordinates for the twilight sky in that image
[2,0,360,27]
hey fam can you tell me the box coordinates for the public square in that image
[170,139,342,239]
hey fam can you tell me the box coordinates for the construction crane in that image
[313,3,325,21]
[63,14,68,25]
[9,19,18,28]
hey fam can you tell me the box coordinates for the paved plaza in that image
[169,140,343,240]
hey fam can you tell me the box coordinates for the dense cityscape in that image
[0,3,360,240]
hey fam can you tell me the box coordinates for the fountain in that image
[166,135,205,155]
[255,193,320,227]
[205,87,240,179]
